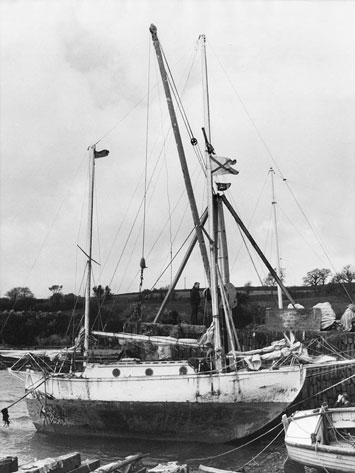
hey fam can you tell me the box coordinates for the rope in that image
[160,44,206,174]
[139,39,151,294]
[292,368,355,410]
[5,375,48,410]
[186,420,283,462]
[208,40,351,301]
[148,226,196,291]
[283,179,353,303]
[164,149,174,287]
[228,172,269,285]
[235,427,284,471]
[161,45,196,145]
[155,50,174,288]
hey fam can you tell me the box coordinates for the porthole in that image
[179,366,188,375]
[145,368,153,376]
[112,368,121,377]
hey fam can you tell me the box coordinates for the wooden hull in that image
[20,361,305,443]
[286,443,355,473]
[285,407,355,473]
[27,397,291,443]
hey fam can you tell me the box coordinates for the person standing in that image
[190,282,201,325]
[1,408,10,427]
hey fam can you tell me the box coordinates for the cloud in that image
[1,0,355,299]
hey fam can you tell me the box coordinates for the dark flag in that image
[94,149,109,159]
[211,155,238,175]
[216,182,231,192]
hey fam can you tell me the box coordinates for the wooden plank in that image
[148,463,187,473]
[0,457,18,473]
[199,465,242,473]
[95,454,148,473]
[19,453,81,473]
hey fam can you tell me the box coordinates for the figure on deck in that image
[190,282,201,325]
[203,287,212,327]
[334,392,354,407]
[340,304,355,331]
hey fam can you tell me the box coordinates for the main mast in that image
[149,24,210,284]
[200,34,222,368]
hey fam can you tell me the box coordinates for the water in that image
[0,371,283,469]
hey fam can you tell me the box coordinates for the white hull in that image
[286,444,355,473]
[285,407,355,473]
[17,360,305,442]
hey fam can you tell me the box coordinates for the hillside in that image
[0,283,353,349]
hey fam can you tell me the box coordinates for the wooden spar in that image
[216,265,241,352]
[84,146,96,360]
[149,24,210,284]
[270,167,283,309]
[199,465,243,473]
[91,330,201,347]
[200,33,222,369]
[217,195,230,284]
[153,208,208,323]
[95,454,149,473]
[216,268,236,354]
[221,194,296,306]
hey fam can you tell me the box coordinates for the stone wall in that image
[238,330,355,410]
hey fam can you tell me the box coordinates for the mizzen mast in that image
[83,145,109,362]
[84,145,96,359]
[270,167,283,309]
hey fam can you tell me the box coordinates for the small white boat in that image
[283,406,355,473]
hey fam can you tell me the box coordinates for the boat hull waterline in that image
[22,363,305,443]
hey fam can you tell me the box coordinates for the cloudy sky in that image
[1,0,354,300]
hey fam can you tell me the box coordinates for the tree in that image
[104,285,112,299]
[5,286,34,302]
[93,285,112,301]
[303,268,331,286]
[49,285,63,294]
[331,265,355,284]
[244,281,252,295]
[263,268,285,287]
[93,285,104,299]
[48,285,64,309]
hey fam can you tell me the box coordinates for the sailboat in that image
[8,25,306,443]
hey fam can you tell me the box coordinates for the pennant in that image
[94,149,109,159]
[216,182,231,192]
[211,156,238,175]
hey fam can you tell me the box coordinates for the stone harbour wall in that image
[239,330,355,410]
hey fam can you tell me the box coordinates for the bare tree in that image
[93,285,105,299]
[5,287,34,302]
[263,268,285,287]
[303,268,331,286]
[331,265,355,284]
[49,285,63,294]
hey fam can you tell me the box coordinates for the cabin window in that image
[179,366,188,375]
[112,369,121,377]
[145,368,154,376]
